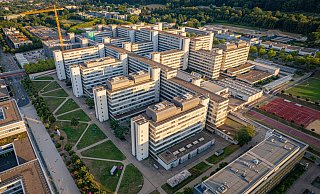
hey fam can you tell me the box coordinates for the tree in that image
[259,47,267,56]
[114,126,126,139]
[250,46,258,54]
[71,118,79,126]
[235,125,255,146]
[268,49,277,59]
[149,17,156,24]
[183,187,193,194]
[110,119,119,129]
[85,98,94,108]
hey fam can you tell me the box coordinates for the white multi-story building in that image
[53,44,105,80]
[149,49,186,70]
[0,99,26,139]
[219,40,250,71]
[122,41,154,56]
[93,68,160,122]
[69,56,126,97]
[131,94,211,169]
[188,48,223,80]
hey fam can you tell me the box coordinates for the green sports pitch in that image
[286,77,320,102]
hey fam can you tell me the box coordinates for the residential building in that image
[131,94,212,169]
[2,27,32,49]
[69,56,125,97]
[93,68,160,122]
[194,130,308,194]
[219,41,250,70]
[53,44,105,80]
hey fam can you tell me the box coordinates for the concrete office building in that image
[195,130,308,194]
[53,44,105,80]
[122,41,154,56]
[219,40,250,71]
[2,27,32,49]
[93,68,160,122]
[149,49,185,69]
[102,36,131,47]
[0,79,10,102]
[69,56,125,97]
[0,100,27,139]
[131,94,211,169]
[188,48,223,80]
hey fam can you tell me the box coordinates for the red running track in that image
[260,98,320,127]
[248,110,320,148]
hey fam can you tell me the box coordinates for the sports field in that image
[286,77,320,102]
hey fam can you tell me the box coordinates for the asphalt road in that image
[0,49,29,107]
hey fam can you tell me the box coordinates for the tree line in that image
[24,59,55,74]
[147,6,320,47]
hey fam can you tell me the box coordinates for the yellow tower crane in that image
[21,6,65,50]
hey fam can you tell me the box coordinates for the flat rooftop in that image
[201,81,226,94]
[158,131,215,164]
[0,79,9,99]
[82,56,119,68]
[199,131,308,194]
[0,100,22,128]
[227,63,254,74]
[170,77,228,103]
[0,134,50,194]
[236,70,273,84]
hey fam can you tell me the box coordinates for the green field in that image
[83,159,123,193]
[41,81,61,93]
[57,109,90,122]
[206,144,240,164]
[81,140,126,161]
[286,77,320,102]
[55,121,88,145]
[77,124,107,150]
[118,164,144,194]
[42,89,68,97]
[56,99,79,115]
[43,97,66,112]
[32,81,51,92]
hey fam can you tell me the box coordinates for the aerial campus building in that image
[93,68,160,122]
[131,93,213,169]
[69,56,126,97]
[194,130,308,194]
[0,99,51,194]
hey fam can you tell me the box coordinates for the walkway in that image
[22,105,80,194]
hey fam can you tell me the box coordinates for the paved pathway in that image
[116,165,126,193]
[77,139,109,153]
[53,97,70,115]
[22,105,80,194]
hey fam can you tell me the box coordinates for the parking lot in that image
[22,49,46,64]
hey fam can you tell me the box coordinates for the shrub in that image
[65,143,72,151]
[50,133,55,138]
[60,136,65,140]
[55,142,61,148]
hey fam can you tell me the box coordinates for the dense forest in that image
[97,0,320,13]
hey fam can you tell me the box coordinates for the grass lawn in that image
[57,109,90,122]
[56,99,79,115]
[32,81,52,92]
[118,164,144,194]
[41,81,62,93]
[81,140,126,161]
[43,97,66,112]
[55,121,88,145]
[161,162,211,194]
[42,89,68,97]
[34,76,54,80]
[286,77,320,102]
[83,159,123,193]
[76,124,107,150]
[206,144,240,164]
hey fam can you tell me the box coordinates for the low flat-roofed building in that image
[0,99,26,139]
[216,78,263,103]
[236,70,274,85]
[2,27,32,49]
[0,79,10,102]
[226,63,255,77]
[0,133,51,194]
[195,130,308,194]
